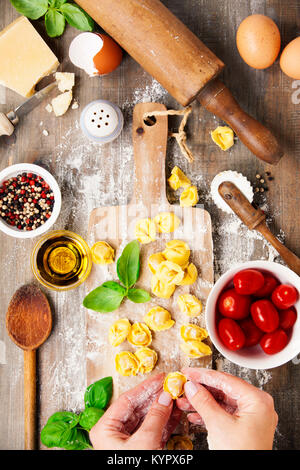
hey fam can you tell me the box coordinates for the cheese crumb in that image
[45,104,53,113]
[71,101,79,109]
[51,90,72,117]
[55,72,75,92]
[42,129,49,136]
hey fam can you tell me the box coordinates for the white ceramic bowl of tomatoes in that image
[206,260,300,369]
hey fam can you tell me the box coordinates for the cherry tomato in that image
[251,299,279,333]
[271,284,299,309]
[218,318,246,351]
[260,329,288,355]
[279,307,297,330]
[218,288,251,320]
[239,317,264,347]
[233,269,265,295]
[253,273,279,298]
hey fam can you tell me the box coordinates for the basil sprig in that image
[41,376,112,450]
[10,0,94,37]
[83,240,151,313]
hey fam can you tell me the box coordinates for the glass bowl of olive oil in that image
[31,230,92,291]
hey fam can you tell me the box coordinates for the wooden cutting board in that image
[86,103,214,402]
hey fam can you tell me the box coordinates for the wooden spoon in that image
[6,285,52,450]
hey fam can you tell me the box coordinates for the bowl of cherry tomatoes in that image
[206,261,300,369]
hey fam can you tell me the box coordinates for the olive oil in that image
[31,230,92,290]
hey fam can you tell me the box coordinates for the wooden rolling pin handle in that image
[0,112,14,137]
[197,79,283,165]
[24,349,36,450]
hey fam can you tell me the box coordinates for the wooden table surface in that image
[0,0,299,450]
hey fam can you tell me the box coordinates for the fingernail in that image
[184,381,198,399]
[158,391,172,406]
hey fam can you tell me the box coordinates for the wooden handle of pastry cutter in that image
[197,79,283,165]
[0,112,14,137]
[218,181,300,276]
[24,349,37,450]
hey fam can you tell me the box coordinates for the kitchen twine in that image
[143,106,194,163]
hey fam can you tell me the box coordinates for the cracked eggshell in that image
[69,32,122,77]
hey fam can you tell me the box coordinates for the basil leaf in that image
[83,281,126,313]
[60,427,91,450]
[10,0,48,19]
[127,288,151,303]
[45,8,66,37]
[49,0,67,6]
[117,240,140,288]
[46,411,79,428]
[41,420,70,448]
[60,3,94,31]
[84,377,113,410]
[79,407,104,431]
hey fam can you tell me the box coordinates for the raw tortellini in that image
[148,252,166,274]
[134,347,158,374]
[154,212,180,233]
[151,275,175,299]
[177,294,203,317]
[180,185,199,207]
[180,324,208,342]
[91,241,115,264]
[115,351,139,377]
[109,318,131,347]
[144,306,175,331]
[211,126,234,151]
[155,261,184,286]
[180,339,212,358]
[167,435,193,450]
[135,218,156,244]
[177,263,198,286]
[168,166,191,190]
[127,322,152,347]
[163,372,187,399]
[163,240,190,267]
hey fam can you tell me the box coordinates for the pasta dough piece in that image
[115,351,139,376]
[177,294,203,317]
[180,324,208,342]
[91,241,115,264]
[177,263,198,286]
[180,185,199,207]
[148,252,166,274]
[144,306,175,331]
[163,372,187,399]
[163,240,190,267]
[135,218,156,244]
[155,261,184,286]
[134,347,158,374]
[167,435,193,450]
[108,318,131,347]
[151,275,175,299]
[127,322,152,347]
[211,126,234,151]
[168,166,191,190]
[154,212,180,233]
[180,339,212,358]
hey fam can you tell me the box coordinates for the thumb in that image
[184,381,233,428]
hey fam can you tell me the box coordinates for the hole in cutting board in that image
[144,116,157,126]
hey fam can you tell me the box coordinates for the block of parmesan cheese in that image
[0,16,59,97]
[52,91,72,117]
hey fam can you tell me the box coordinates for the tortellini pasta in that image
[144,306,175,331]
[168,166,191,190]
[115,351,139,376]
[163,372,187,399]
[180,185,199,207]
[163,240,190,267]
[148,252,166,274]
[127,322,152,347]
[180,339,212,358]
[135,218,156,244]
[177,294,203,317]
[155,261,184,286]
[151,275,175,299]
[134,347,158,374]
[154,212,180,233]
[180,324,208,342]
[211,126,234,151]
[109,318,131,347]
[91,241,115,265]
[177,263,198,286]
[167,435,193,450]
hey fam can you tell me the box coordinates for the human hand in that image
[90,373,182,450]
[176,367,278,450]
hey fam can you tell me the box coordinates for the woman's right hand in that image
[176,367,278,450]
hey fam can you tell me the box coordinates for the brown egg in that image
[236,14,281,69]
[280,37,300,79]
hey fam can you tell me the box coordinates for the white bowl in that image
[0,163,61,239]
[206,260,300,370]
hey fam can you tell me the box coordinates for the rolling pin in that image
[75,0,283,164]
[218,181,300,276]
